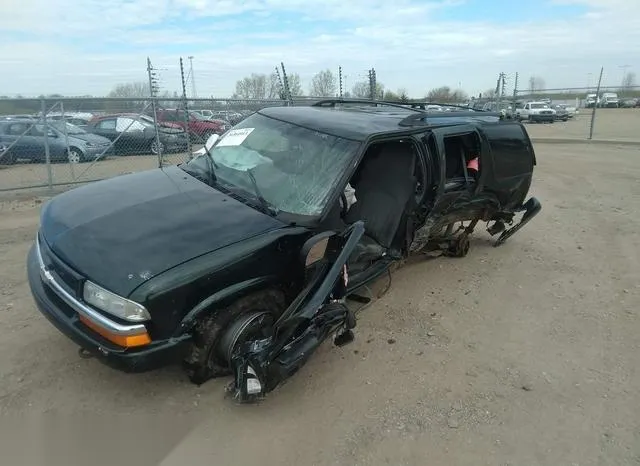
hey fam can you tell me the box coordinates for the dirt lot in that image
[524,108,640,141]
[1,142,640,465]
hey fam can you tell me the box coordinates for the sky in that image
[0,0,639,98]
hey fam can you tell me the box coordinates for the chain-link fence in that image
[512,84,640,141]
[0,97,324,192]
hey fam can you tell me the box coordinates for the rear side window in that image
[96,119,116,130]
[482,123,534,179]
[6,123,30,135]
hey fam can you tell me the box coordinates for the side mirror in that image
[205,133,219,152]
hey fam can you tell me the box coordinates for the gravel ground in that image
[1,142,639,466]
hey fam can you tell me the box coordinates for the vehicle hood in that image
[39,165,285,297]
[67,132,111,144]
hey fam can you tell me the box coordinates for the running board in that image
[494,197,542,247]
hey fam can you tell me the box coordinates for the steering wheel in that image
[340,192,349,218]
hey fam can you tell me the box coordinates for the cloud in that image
[0,0,639,97]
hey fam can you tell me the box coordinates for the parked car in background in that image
[551,104,570,121]
[86,114,189,155]
[47,112,94,129]
[515,102,556,123]
[210,110,245,125]
[620,98,638,108]
[192,109,214,119]
[0,119,113,164]
[585,94,598,108]
[599,92,620,108]
[153,109,229,142]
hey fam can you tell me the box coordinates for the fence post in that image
[60,101,75,178]
[589,67,604,140]
[149,97,163,167]
[41,99,53,191]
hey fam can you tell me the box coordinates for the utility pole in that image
[338,66,343,98]
[368,68,377,100]
[589,66,604,140]
[188,56,197,98]
[275,66,285,100]
[281,62,292,104]
[512,72,519,111]
[147,57,163,166]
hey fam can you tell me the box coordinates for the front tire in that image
[67,147,84,164]
[184,289,285,385]
[150,140,165,155]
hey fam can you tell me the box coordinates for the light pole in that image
[188,56,197,99]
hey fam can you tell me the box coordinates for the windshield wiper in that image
[202,141,219,186]
[246,169,278,216]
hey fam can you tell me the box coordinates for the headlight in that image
[85,142,98,147]
[83,281,151,322]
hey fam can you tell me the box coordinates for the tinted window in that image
[5,123,31,135]
[482,123,533,179]
[116,117,145,132]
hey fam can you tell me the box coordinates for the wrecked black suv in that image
[27,99,541,403]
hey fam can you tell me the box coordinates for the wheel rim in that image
[68,149,81,164]
[151,141,164,155]
[217,311,274,366]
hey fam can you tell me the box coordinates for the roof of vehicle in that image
[258,102,503,142]
[89,113,144,121]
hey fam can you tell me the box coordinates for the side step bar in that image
[494,197,542,247]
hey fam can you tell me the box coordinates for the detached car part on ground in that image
[27,99,541,403]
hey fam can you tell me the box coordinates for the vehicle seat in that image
[344,142,417,248]
[444,140,476,193]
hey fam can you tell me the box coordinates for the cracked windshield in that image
[187,112,358,216]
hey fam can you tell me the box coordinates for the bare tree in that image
[287,74,303,97]
[310,69,337,97]
[622,72,636,89]
[108,82,150,98]
[234,73,268,99]
[528,76,546,93]
[351,81,370,98]
[106,82,151,111]
[427,86,468,102]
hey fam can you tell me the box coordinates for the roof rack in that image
[401,101,482,112]
[398,111,504,127]
[311,98,425,113]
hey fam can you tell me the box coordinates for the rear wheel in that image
[184,289,285,384]
[0,146,14,165]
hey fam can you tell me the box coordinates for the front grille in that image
[38,235,83,295]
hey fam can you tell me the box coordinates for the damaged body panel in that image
[26,99,541,402]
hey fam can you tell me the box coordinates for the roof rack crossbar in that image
[398,111,505,127]
[311,98,426,113]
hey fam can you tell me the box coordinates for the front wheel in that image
[67,147,84,164]
[184,289,285,384]
[150,140,165,155]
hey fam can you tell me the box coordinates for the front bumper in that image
[26,243,191,373]
[530,113,555,122]
[84,145,115,160]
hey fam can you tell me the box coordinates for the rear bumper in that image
[27,244,191,373]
